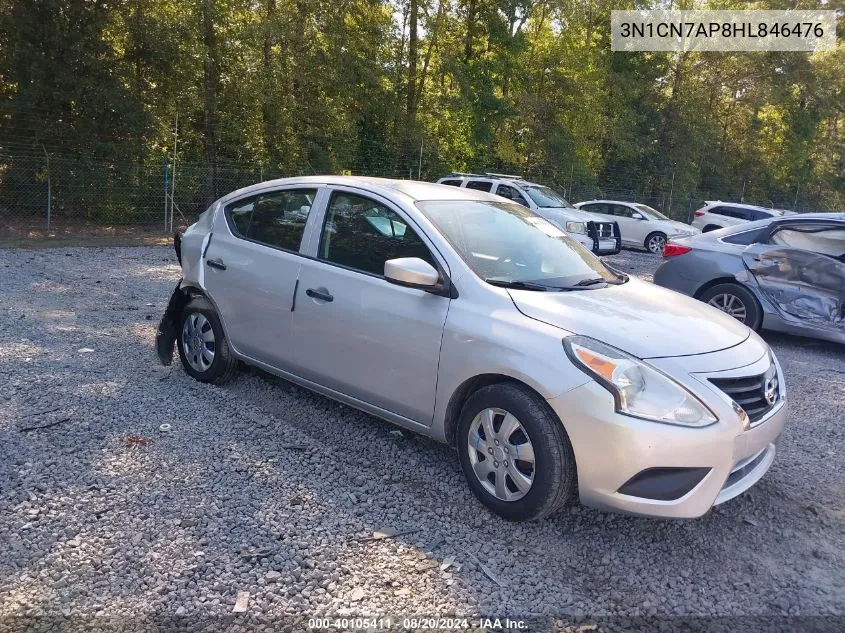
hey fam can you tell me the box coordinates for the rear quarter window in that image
[722,227,765,245]
[465,181,493,192]
[439,179,462,187]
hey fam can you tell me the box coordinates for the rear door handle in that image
[206,258,226,270]
[306,288,333,302]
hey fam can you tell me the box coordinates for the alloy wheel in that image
[647,234,666,254]
[467,408,535,501]
[707,293,748,323]
[182,312,216,372]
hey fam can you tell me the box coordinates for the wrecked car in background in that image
[654,213,845,344]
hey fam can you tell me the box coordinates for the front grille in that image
[709,364,780,425]
[586,221,615,238]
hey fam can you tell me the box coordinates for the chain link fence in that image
[0,150,837,237]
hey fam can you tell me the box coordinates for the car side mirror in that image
[384,257,440,289]
[632,212,645,220]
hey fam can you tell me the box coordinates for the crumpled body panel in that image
[743,247,844,328]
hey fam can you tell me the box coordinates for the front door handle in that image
[306,288,333,302]
[206,258,226,270]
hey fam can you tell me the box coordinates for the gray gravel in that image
[1,246,843,622]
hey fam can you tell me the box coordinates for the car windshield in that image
[416,200,620,289]
[522,185,574,209]
[634,204,670,220]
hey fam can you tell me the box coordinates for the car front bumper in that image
[547,342,787,518]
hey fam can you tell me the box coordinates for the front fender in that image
[156,281,191,365]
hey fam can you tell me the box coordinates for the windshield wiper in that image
[485,279,551,291]
[601,264,630,284]
[573,277,608,287]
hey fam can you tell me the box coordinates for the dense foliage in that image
[0,0,842,223]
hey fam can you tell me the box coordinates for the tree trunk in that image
[406,0,419,126]
[201,0,219,204]
[262,0,277,164]
[464,0,477,63]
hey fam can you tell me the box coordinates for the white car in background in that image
[691,201,790,233]
[437,173,621,255]
[574,200,700,254]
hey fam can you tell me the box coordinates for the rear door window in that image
[582,203,612,215]
[495,184,530,207]
[722,227,766,245]
[726,207,754,221]
[710,206,735,218]
[440,179,462,187]
[225,189,318,252]
[465,180,493,192]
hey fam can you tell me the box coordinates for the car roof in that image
[576,200,645,206]
[773,212,845,223]
[437,173,545,188]
[702,200,777,211]
[219,175,503,205]
[705,212,845,237]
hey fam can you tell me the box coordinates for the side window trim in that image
[309,185,450,279]
[222,185,327,256]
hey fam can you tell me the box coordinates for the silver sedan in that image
[157,176,787,520]
[653,213,845,345]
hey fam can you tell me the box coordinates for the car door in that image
[286,188,452,424]
[741,222,845,328]
[607,204,640,245]
[202,186,324,367]
[625,204,657,245]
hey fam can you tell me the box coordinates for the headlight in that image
[565,221,588,235]
[563,335,717,427]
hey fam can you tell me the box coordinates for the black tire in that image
[177,295,238,384]
[644,231,668,255]
[702,224,722,233]
[698,283,762,330]
[457,382,577,521]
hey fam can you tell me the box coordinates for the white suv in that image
[436,173,621,255]
[692,201,789,233]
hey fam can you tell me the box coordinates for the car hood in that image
[508,278,750,359]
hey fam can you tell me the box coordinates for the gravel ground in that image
[1,246,843,627]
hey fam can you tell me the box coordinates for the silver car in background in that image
[157,177,787,520]
[654,213,845,345]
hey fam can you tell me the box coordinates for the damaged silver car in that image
[155,176,787,521]
[654,213,845,344]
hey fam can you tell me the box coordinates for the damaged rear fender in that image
[156,281,192,366]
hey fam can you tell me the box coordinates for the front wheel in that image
[698,283,762,330]
[644,232,667,254]
[457,383,577,521]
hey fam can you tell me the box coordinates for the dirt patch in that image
[0,218,178,249]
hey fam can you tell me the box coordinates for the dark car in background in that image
[654,213,845,345]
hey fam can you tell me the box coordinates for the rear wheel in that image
[699,283,762,330]
[177,296,238,383]
[457,383,577,521]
